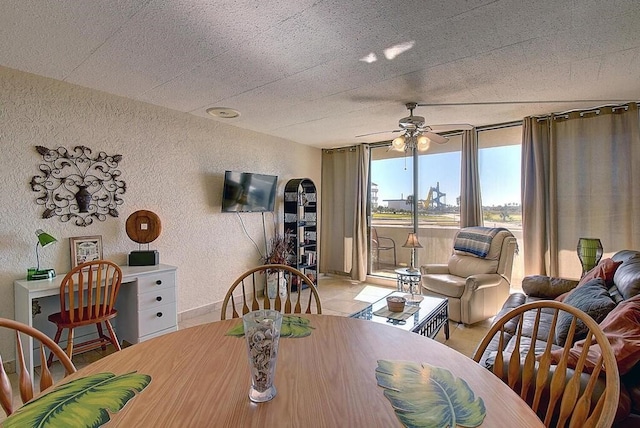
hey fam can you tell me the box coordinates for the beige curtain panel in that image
[522,103,640,277]
[320,145,369,281]
[460,128,483,227]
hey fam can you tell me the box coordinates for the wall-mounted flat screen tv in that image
[221,171,278,212]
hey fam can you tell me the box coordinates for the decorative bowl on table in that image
[386,296,406,312]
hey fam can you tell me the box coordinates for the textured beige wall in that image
[0,66,321,358]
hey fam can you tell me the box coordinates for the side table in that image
[395,267,422,304]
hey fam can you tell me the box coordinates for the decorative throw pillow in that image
[556,258,623,302]
[550,293,640,375]
[522,275,579,298]
[555,278,616,346]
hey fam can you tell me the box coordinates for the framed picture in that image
[70,235,103,269]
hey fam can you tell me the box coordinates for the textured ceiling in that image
[1,0,639,148]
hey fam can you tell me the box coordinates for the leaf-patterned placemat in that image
[4,372,151,428]
[373,305,419,321]
[225,315,314,338]
[376,360,486,428]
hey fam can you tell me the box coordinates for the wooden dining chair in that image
[472,300,619,428]
[46,260,123,367]
[1,318,76,416]
[220,264,322,320]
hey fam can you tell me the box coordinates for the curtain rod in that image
[534,101,637,122]
[366,121,523,147]
[441,120,523,136]
[349,101,637,146]
[323,146,358,153]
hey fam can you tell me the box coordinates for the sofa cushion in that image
[556,278,616,346]
[556,258,623,302]
[613,253,640,300]
[522,275,579,299]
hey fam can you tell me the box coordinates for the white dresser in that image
[115,266,177,345]
[14,264,178,378]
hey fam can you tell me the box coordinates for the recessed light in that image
[206,107,240,119]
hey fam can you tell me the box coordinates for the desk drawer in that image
[136,272,175,294]
[138,302,177,337]
[139,287,175,309]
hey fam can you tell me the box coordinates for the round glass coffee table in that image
[394,267,423,304]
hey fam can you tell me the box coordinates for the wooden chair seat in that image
[0,318,76,417]
[47,260,123,367]
[48,308,117,327]
[220,264,322,320]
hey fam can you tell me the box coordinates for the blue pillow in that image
[555,278,616,346]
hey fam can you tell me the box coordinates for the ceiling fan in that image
[355,102,473,152]
[356,98,631,152]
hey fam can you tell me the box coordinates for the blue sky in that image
[371,145,521,207]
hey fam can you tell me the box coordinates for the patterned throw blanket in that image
[454,227,507,258]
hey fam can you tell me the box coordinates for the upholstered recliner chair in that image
[420,227,517,325]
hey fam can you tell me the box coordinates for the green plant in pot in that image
[263,234,293,299]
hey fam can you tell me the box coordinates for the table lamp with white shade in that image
[403,232,422,273]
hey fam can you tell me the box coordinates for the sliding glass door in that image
[369,124,524,286]
[369,147,413,276]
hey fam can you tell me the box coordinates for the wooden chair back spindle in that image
[472,300,619,427]
[0,318,76,417]
[220,264,322,320]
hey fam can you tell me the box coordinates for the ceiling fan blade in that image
[416,99,629,107]
[355,129,401,138]
[424,131,448,144]
[427,123,474,131]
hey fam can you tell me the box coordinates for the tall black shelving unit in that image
[284,178,317,288]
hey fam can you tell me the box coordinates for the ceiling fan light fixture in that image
[392,135,406,151]
[416,134,430,151]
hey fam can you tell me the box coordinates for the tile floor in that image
[1,274,491,423]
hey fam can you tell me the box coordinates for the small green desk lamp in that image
[27,229,57,280]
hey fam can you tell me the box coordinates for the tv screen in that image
[221,171,278,212]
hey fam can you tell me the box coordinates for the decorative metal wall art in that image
[30,145,126,226]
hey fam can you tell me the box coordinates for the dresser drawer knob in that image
[156,296,162,302]
[156,312,163,318]
[155,280,162,285]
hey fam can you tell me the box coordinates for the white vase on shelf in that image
[266,273,287,299]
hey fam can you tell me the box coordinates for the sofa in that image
[421,227,517,325]
[478,250,640,426]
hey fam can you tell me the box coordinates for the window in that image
[477,124,523,288]
[369,124,523,280]
[417,134,461,227]
[478,125,522,230]
[369,136,462,274]
[370,147,414,226]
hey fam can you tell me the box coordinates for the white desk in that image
[14,264,177,379]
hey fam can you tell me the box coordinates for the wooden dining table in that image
[27,315,543,427]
